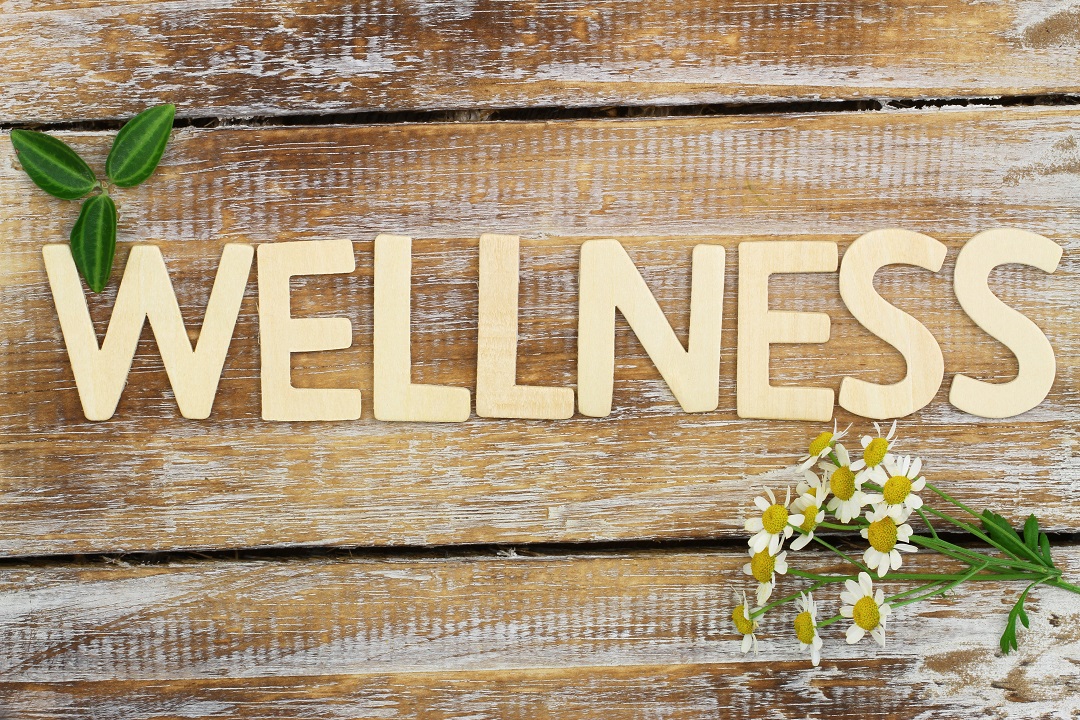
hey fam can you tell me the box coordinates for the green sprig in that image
[9,103,175,292]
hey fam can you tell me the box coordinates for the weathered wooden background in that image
[1,1,1079,717]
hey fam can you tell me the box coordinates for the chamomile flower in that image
[850,421,899,483]
[732,589,759,653]
[821,444,871,523]
[875,454,927,521]
[797,420,850,470]
[793,592,823,666]
[745,487,793,555]
[743,547,789,605]
[840,571,892,646]
[788,479,829,551]
[859,506,917,577]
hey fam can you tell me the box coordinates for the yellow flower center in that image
[762,504,789,534]
[853,596,881,631]
[883,475,912,505]
[750,550,777,583]
[868,516,898,553]
[864,438,889,467]
[808,431,833,458]
[799,505,819,533]
[732,604,756,634]
[794,610,816,644]
[830,466,856,500]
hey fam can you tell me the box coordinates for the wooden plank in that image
[1,107,1079,555]
[1,0,1079,123]
[1,547,1079,717]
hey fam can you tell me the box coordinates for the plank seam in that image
[2,94,1076,133]
[2,533,1078,568]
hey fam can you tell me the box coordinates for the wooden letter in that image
[44,242,253,421]
[578,240,725,417]
[950,229,1062,418]
[838,229,946,419]
[373,234,470,422]
[476,233,574,419]
[736,241,837,421]
[258,239,362,421]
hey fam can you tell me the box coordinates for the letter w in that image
[43,243,253,420]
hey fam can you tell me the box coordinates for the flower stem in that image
[819,521,865,531]
[787,568,855,582]
[810,535,873,574]
[920,504,1043,566]
[889,561,989,609]
[909,535,1052,575]
[915,507,939,540]
[1048,577,1080,595]
[751,579,831,618]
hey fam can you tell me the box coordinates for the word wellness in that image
[44,228,1061,423]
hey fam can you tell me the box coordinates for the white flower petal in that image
[836,444,850,465]
[859,572,873,594]
[846,625,865,644]
[754,497,770,512]
[741,633,753,653]
[791,533,812,551]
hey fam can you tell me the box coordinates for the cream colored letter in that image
[736,240,837,421]
[44,242,253,421]
[258,239,362,421]
[476,233,574,419]
[373,234,470,422]
[950,229,1061,418]
[578,240,725,417]
[838,229,946,419]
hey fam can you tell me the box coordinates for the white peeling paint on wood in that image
[0,548,1078,718]
[0,108,1078,555]
[0,0,1078,122]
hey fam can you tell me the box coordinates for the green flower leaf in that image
[1023,514,1039,552]
[70,194,118,293]
[9,129,98,200]
[105,103,176,187]
[1039,533,1054,568]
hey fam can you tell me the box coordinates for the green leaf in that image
[70,194,117,293]
[1000,593,1025,654]
[105,103,175,187]
[1023,514,1039,552]
[1039,533,1055,568]
[982,510,1028,557]
[9,129,97,200]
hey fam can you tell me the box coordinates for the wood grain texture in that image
[1,107,1079,556]
[1,0,1079,123]
[1,547,1079,718]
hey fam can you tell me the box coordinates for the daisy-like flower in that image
[874,454,927,521]
[840,571,892,646]
[744,487,793,555]
[820,444,871,523]
[797,420,850,470]
[850,420,899,483]
[793,592,823,666]
[788,476,829,551]
[743,547,789,605]
[859,506,917,577]
[732,589,759,653]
